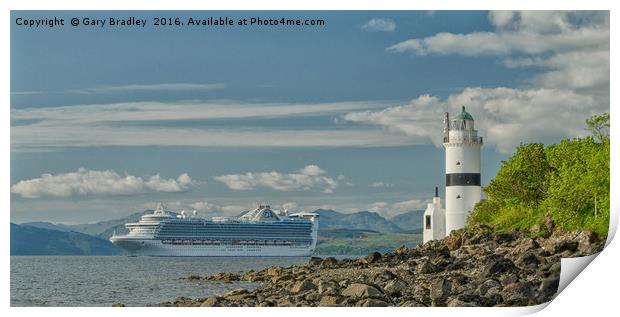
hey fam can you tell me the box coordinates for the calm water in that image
[10,256,312,307]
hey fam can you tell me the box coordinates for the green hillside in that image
[315,232,422,256]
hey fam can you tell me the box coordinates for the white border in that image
[2,1,617,317]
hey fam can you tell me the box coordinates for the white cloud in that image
[11,100,410,149]
[392,199,427,212]
[370,202,389,212]
[12,100,383,125]
[504,49,609,91]
[388,11,608,56]
[361,18,396,32]
[345,87,605,153]
[187,201,221,213]
[214,165,339,193]
[60,83,227,95]
[349,11,609,153]
[281,202,299,211]
[386,11,609,94]
[11,168,193,198]
[184,201,301,217]
[370,199,427,218]
[371,181,394,188]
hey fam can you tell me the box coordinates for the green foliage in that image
[469,113,610,237]
[586,112,610,142]
[544,137,610,234]
[485,143,551,205]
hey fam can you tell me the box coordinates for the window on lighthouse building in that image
[425,215,431,229]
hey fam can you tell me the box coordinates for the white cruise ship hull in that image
[111,238,315,257]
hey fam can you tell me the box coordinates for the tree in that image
[469,113,610,237]
[586,112,610,142]
[484,143,551,206]
[544,137,609,235]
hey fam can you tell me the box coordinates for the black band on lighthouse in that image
[446,173,480,186]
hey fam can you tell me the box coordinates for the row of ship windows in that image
[157,231,310,236]
[156,236,312,240]
[158,229,312,233]
[156,229,312,233]
[159,226,312,230]
[161,240,312,246]
[161,224,312,229]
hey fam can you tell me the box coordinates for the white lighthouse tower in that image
[443,106,483,235]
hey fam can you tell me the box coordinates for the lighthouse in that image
[443,106,483,235]
[423,186,445,243]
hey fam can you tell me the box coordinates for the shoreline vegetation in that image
[471,112,610,238]
[134,113,610,308]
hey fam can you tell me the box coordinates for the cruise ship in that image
[110,203,319,257]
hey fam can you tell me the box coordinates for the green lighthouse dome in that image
[454,106,474,121]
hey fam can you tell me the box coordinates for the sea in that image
[10,256,327,307]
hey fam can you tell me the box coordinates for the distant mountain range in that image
[13,208,423,256]
[389,210,425,232]
[10,223,121,256]
[21,210,152,239]
[315,209,403,233]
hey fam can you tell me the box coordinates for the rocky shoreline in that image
[146,220,604,307]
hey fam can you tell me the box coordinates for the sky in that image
[10,11,610,224]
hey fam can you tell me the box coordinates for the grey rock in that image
[318,279,339,294]
[341,283,383,299]
[384,279,408,296]
[374,269,397,282]
[483,257,516,276]
[356,298,389,307]
[290,279,316,294]
[304,293,321,302]
[516,250,541,267]
[447,298,476,307]
[258,300,275,307]
[418,259,440,274]
[320,257,338,268]
[512,238,540,255]
[272,273,294,284]
[502,282,534,306]
[430,278,452,305]
[537,277,560,302]
[308,257,323,266]
[475,279,501,296]
[318,295,342,306]
[364,252,382,264]
[200,296,220,307]
[398,299,426,307]
[394,245,409,255]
